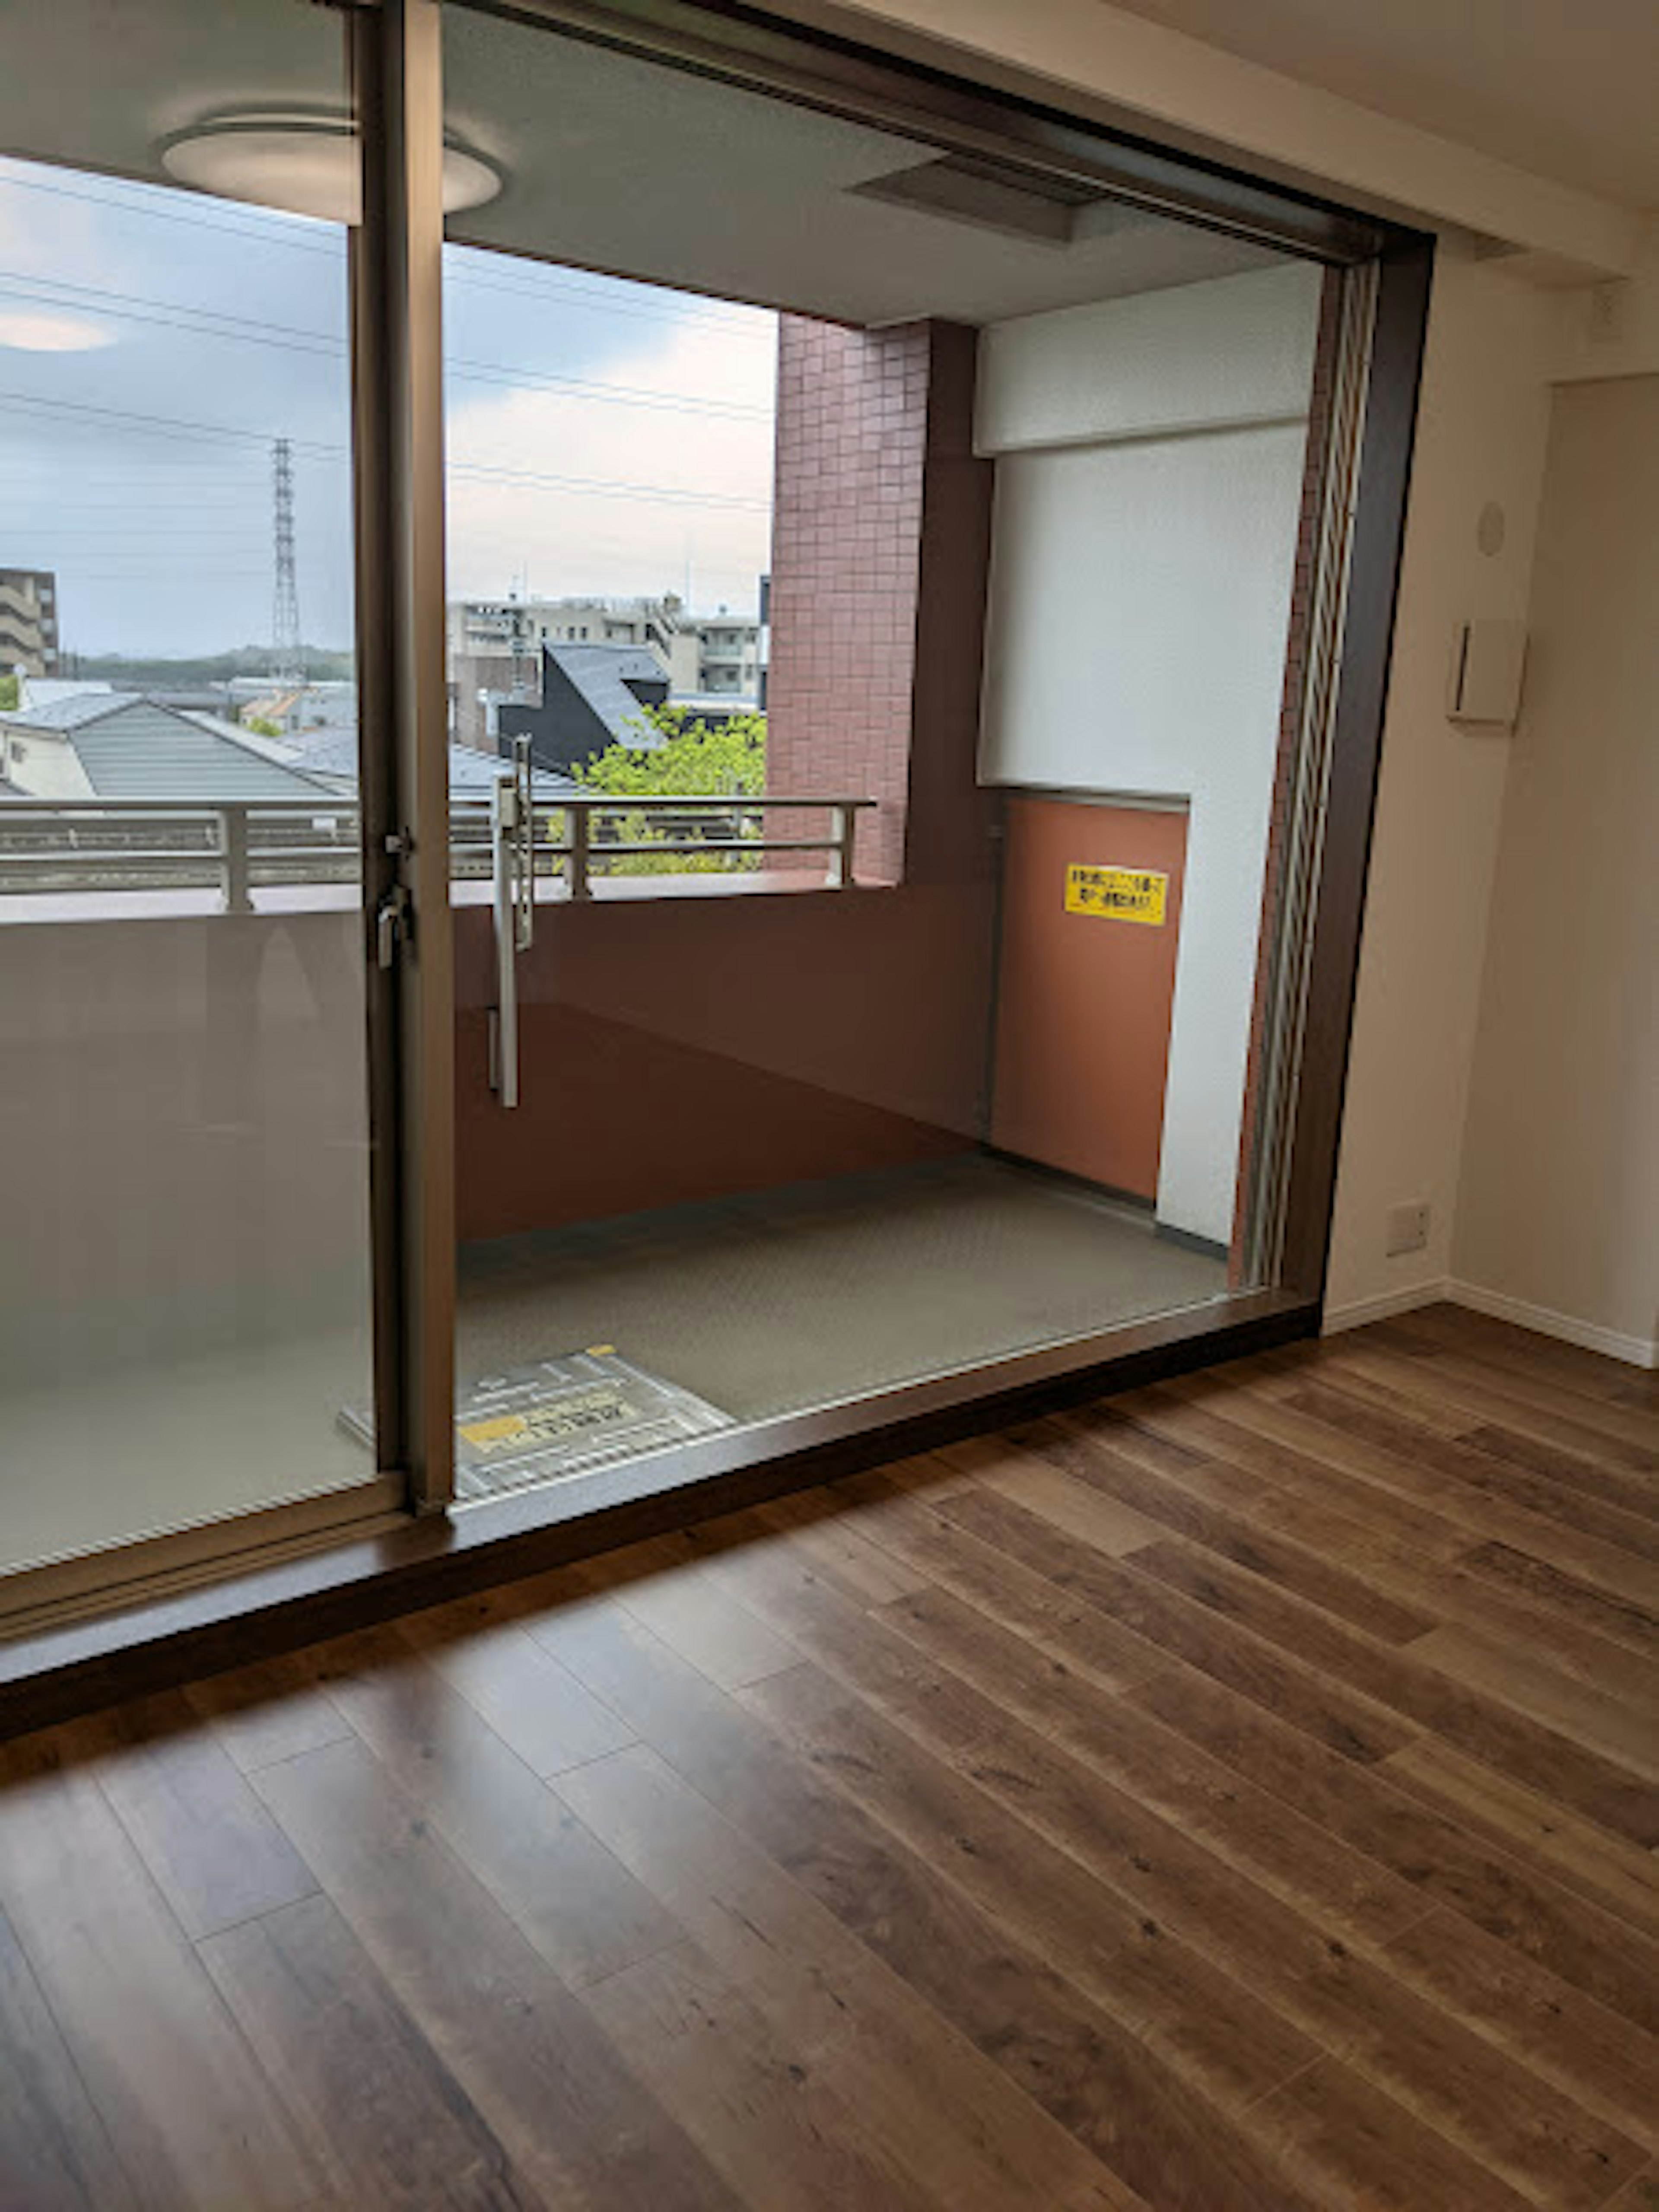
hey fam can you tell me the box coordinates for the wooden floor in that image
[2,1304,1657,2212]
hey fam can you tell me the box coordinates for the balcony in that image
[0,791,876,916]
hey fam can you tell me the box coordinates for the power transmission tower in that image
[271,437,303,683]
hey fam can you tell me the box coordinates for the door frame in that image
[0,0,1430,1704]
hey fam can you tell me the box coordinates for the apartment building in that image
[448,592,760,699]
[0,7,1655,2212]
[0,566,59,677]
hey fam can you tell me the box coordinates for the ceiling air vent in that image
[848,154,1123,248]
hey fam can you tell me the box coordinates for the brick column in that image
[765,315,992,887]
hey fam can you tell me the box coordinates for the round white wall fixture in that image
[159,113,501,225]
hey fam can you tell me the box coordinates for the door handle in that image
[489,737,534,1109]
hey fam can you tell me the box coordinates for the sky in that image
[0,154,777,660]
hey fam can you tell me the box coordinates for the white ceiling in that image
[441,10,1281,324]
[1092,0,1659,209]
[0,0,1282,331]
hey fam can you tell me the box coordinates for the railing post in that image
[569,802,591,901]
[826,803,854,889]
[221,804,253,913]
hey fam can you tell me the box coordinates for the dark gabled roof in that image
[544,643,668,749]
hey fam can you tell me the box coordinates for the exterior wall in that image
[453,878,996,1242]
[766,316,930,884]
[976,265,1323,1246]
[0,569,59,678]
[1451,375,1659,1363]
[990,797,1189,1203]
[1,728,93,799]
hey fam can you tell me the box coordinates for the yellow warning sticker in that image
[1065,864,1168,926]
[460,1386,635,1456]
[458,1413,527,1448]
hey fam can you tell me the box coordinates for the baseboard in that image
[1321,1278,1449,1335]
[1446,1278,1659,1371]
[1321,1271,1657,1369]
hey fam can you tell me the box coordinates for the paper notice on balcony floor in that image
[340,1348,734,1499]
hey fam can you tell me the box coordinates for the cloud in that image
[0,307,115,351]
[444,309,776,612]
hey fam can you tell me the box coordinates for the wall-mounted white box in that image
[1447,618,1528,728]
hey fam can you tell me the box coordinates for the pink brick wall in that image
[765,317,933,884]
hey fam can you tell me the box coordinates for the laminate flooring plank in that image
[0,1902,137,2211]
[1370,1323,1659,1459]
[1127,1537,1659,1844]
[248,1734,739,2212]
[826,1466,1169,1691]
[1018,1411,1439,1643]
[694,1522,1646,2212]
[582,1939,952,2212]
[1159,1369,1659,1604]
[1458,1541,1659,1662]
[394,1605,638,1777]
[964,1449,1166,1558]
[1238,1485,1659,1713]
[555,1737,1150,2212]
[184,1653,355,1774]
[1248,2058,1535,2212]
[1127,1662,1659,2043]
[0,1733,325,2211]
[1106,1384,1475,1558]
[1408,1623,1659,1778]
[199,1891,545,2212]
[532,1583,1316,2212]
[934,1482,1417,1764]
[1335,1332,1659,1478]
[602,1539,803,1689]
[1399,1306,1659,1419]
[1283,1378,1659,1559]
[69,1688,320,1940]
[305,1623,679,1991]
[1380,1736,1659,1938]
[739,1658,1320,2112]
[870,1578,1427,1942]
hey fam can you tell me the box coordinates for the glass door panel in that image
[0,1,392,1587]
[437,0,1335,1512]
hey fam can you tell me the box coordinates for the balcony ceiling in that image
[0,0,1280,331]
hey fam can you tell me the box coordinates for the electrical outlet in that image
[1386,1201,1431,1258]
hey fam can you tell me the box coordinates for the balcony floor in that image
[456,1152,1229,1496]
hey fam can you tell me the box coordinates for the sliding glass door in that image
[0,0,1426,1612]
[427,0,1382,1520]
[0,1,398,1599]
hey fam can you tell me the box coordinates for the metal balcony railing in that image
[0,792,875,910]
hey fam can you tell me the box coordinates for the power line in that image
[0,388,772,509]
[0,275,772,420]
[0,169,777,341]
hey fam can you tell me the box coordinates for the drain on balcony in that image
[340,1347,733,1499]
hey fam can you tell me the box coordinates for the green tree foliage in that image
[0,673,18,712]
[243,715,285,739]
[571,708,766,876]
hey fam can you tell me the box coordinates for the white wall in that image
[3,728,93,799]
[1323,248,1555,1325]
[976,265,1322,1244]
[1450,376,1659,1364]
